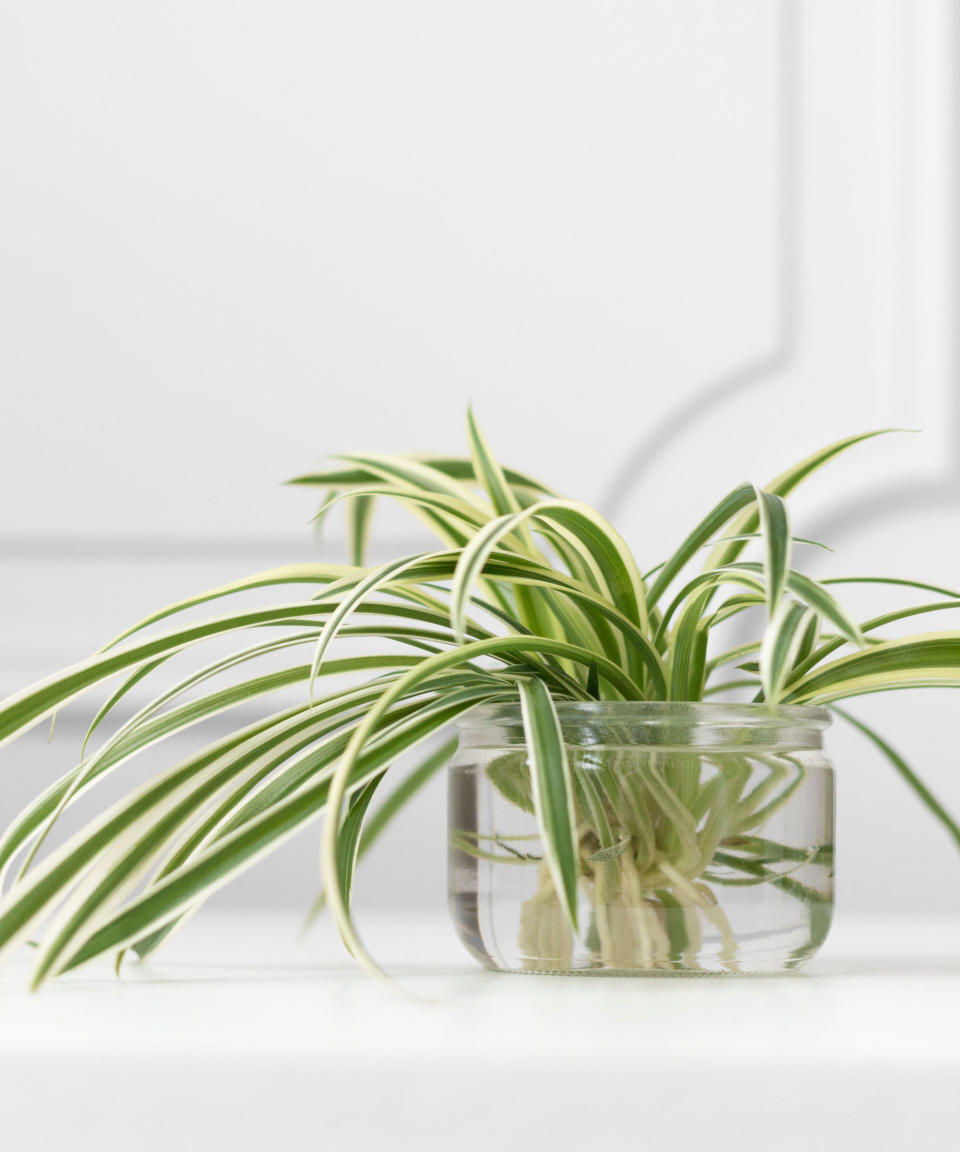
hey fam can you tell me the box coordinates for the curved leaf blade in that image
[753,486,792,614]
[704,430,897,572]
[787,633,960,704]
[518,679,579,932]
[833,706,960,850]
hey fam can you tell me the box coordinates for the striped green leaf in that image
[518,679,580,931]
[788,598,960,685]
[0,594,496,750]
[287,456,555,497]
[308,551,449,695]
[54,690,497,982]
[786,633,960,704]
[29,677,497,986]
[466,407,522,519]
[725,563,864,647]
[347,494,375,567]
[449,499,650,668]
[300,734,458,934]
[704,430,895,572]
[753,486,791,615]
[335,772,386,923]
[1,410,955,985]
[648,482,756,606]
[759,599,814,704]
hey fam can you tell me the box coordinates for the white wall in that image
[2,0,958,913]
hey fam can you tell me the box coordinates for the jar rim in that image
[457,700,831,730]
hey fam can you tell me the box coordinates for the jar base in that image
[451,896,831,976]
[467,954,818,976]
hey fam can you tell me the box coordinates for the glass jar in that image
[449,702,833,975]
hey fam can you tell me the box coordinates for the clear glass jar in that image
[449,702,833,975]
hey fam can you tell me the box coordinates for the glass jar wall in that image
[449,703,834,974]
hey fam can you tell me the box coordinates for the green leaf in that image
[0,662,474,940]
[0,642,437,885]
[447,549,665,695]
[315,634,638,976]
[0,715,278,964]
[649,482,756,607]
[101,564,358,653]
[139,717,464,958]
[360,736,456,858]
[51,687,498,982]
[833,706,960,851]
[753,486,791,614]
[81,658,166,757]
[463,408,564,642]
[466,407,522,518]
[449,500,651,682]
[786,632,960,704]
[8,636,321,886]
[335,772,386,922]
[726,563,864,647]
[789,598,960,685]
[287,456,555,497]
[701,533,832,553]
[794,610,821,668]
[528,501,651,633]
[308,551,449,696]
[0,654,371,888]
[347,494,375,567]
[518,679,579,931]
[307,735,460,934]
[0,594,492,750]
[314,485,486,537]
[667,590,713,701]
[332,452,490,516]
[822,576,960,598]
[37,685,499,983]
[704,430,896,572]
[759,600,814,704]
[657,567,766,643]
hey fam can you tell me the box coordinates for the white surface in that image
[1,911,958,1151]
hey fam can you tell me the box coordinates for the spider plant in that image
[1,410,959,986]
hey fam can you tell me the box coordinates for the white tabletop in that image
[2,911,958,1152]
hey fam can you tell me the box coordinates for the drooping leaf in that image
[40,686,501,984]
[518,679,580,931]
[335,771,386,922]
[833,706,960,851]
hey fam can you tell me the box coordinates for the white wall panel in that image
[0,0,779,536]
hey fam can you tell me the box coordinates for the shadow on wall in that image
[600,0,801,521]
